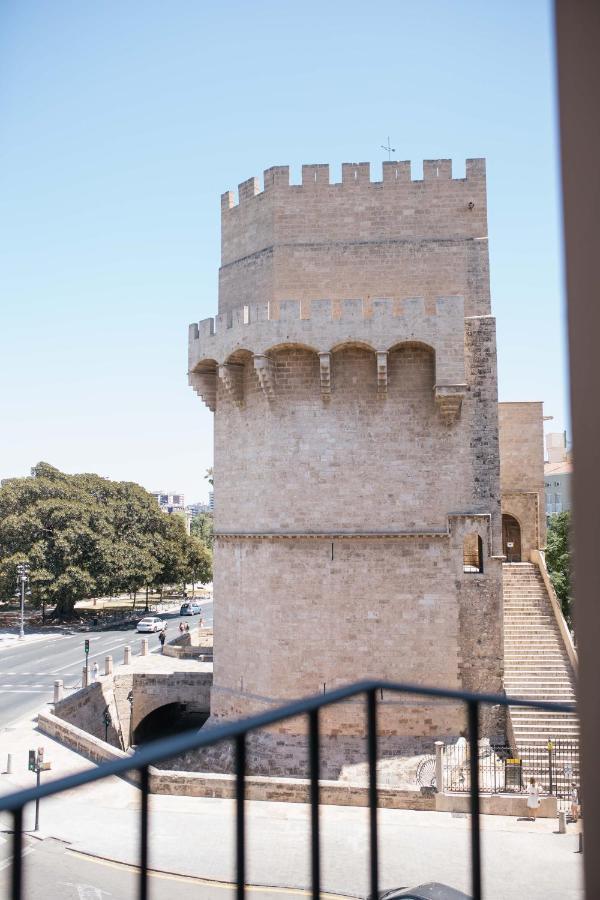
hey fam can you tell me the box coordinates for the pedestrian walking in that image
[179,622,185,634]
[570,783,580,822]
[527,777,541,821]
[92,662,99,682]
[159,628,166,653]
[184,623,190,633]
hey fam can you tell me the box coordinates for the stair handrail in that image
[531,548,578,676]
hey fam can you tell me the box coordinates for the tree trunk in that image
[51,595,77,619]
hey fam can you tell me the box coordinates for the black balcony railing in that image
[0,680,576,900]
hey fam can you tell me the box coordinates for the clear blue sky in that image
[0,1,567,503]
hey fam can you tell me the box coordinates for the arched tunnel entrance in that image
[133,702,209,745]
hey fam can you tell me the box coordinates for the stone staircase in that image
[503,562,578,753]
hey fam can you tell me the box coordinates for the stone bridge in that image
[52,655,212,749]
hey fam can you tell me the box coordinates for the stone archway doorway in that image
[502,514,522,562]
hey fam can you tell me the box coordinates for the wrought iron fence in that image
[0,680,575,900]
[444,739,579,806]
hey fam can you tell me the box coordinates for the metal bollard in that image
[435,741,444,793]
[105,655,113,676]
[6,753,13,774]
[82,666,89,688]
[558,810,567,833]
[124,645,131,665]
[53,679,64,703]
[141,638,149,657]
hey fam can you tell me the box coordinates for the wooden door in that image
[502,514,522,562]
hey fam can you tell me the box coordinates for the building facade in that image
[544,432,572,517]
[151,491,185,512]
[188,160,505,772]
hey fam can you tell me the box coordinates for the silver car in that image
[136,616,165,633]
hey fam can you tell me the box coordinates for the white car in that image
[136,616,165,633]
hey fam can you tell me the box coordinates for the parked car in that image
[136,616,165,633]
[376,885,470,900]
[180,602,202,616]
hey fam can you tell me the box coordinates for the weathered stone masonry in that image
[189,159,504,772]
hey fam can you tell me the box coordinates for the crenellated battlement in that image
[219,159,490,317]
[221,159,485,210]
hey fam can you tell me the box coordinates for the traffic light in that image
[37,747,44,762]
[28,750,36,772]
[84,639,90,655]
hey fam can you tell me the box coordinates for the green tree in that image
[184,537,212,593]
[0,463,212,619]
[190,512,213,548]
[545,511,573,626]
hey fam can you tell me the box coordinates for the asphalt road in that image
[0,833,348,900]
[0,603,213,729]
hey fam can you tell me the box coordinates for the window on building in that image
[463,534,484,574]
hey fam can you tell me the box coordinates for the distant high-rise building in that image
[187,501,211,517]
[151,491,185,512]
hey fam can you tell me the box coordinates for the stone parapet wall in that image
[52,677,128,748]
[189,296,467,413]
[36,710,435,810]
[163,627,214,660]
[37,711,554,818]
[38,710,133,768]
[51,663,212,748]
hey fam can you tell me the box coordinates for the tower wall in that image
[499,401,547,555]
[189,159,504,772]
[219,160,490,318]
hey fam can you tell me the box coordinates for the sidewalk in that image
[0,709,584,899]
[0,632,65,651]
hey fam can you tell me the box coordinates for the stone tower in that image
[189,160,504,774]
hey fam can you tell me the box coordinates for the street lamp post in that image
[127,690,134,748]
[16,562,30,641]
[103,706,112,743]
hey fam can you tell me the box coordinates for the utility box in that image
[505,757,522,791]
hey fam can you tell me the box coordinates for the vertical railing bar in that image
[139,765,149,900]
[235,733,247,900]
[366,688,379,900]
[467,701,482,900]
[308,707,320,900]
[11,806,23,900]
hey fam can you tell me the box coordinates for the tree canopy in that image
[545,511,572,627]
[190,511,213,548]
[0,463,212,618]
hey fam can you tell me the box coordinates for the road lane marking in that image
[66,850,353,897]
[58,883,113,899]
[0,689,49,694]
[0,845,35,872]
[48,640,138,674]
